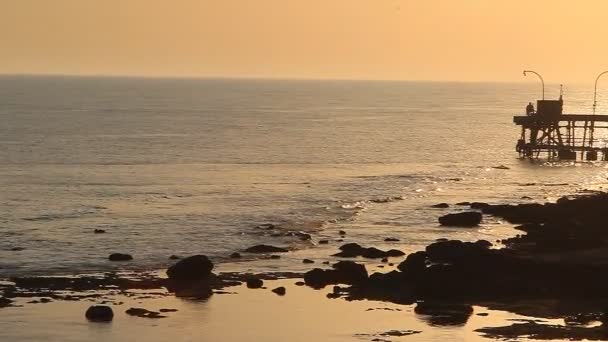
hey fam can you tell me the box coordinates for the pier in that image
[514,99,608,160]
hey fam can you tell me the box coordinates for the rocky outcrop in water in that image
[85,305,114,322]
[332,243,405,259]
[108,253,133,261]
[167,255,213,282]
[304,260,368,289]
[245,245,289,253]
[325,192,608,339]
[438,211,482,226]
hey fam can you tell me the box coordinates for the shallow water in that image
[2,76,608,276]
[0,280,566,342]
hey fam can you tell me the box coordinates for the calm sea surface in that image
[2,76,607,276]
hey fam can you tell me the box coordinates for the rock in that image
[94,229,106,234]
[159,308,178,313]
[381,258,388,263]
[303,259,315,264]
[246,278,264,289]
[270,255,281,259]
[432,203,450,208]
[492,165,510,170]
[304,261,368,289]
[10,247,25,251]
[438,212,482,227]
[169,255,181,260]
[295,281,305,286]
[521,196,533,200]
[386,249,406,257]
[470,202,490,209]
[303,269,329,289]
[245,245,289,253]
[339,230,346,235]
[318,240,329,244]
[456,202,471,206]
[85,305,114,322]
[125,307,166,319]
[397,251,428,274]
[230,252,242,259]
[108,253,133,261]
[0,297,14,308]
[414,302,474,326]
[332,261,368,283]
[272,286,286,296]
[384,237,400,242]
[333,243,405,259]
[166,255,213,282]
[322,261,330,265]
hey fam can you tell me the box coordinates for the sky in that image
[2,0,608,82]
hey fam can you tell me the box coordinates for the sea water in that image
[2,75,607,276]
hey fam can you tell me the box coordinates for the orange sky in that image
[2,0,608,82]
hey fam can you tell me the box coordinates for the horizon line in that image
[0,72,593,86]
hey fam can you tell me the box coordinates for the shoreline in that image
[3,192,608,340]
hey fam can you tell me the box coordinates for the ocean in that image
[1,75,607,277]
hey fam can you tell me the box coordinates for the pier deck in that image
[513,110,608,160]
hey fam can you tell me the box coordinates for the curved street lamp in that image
[593,71,608,115]
[523,70,545,100]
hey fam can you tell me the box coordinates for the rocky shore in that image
[4,192,608,340]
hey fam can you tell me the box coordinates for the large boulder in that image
[425,240,493,264]
[397,251,428,275]
[166,255,213,282]
[332,260,368,283]
[244,245,289,253]
[438,212,482,227]
[85,305,114,322]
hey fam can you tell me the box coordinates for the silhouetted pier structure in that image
[514,98,608,160]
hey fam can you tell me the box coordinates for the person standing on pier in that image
[526,102,535,116]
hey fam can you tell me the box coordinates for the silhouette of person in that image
[526,102,535,116]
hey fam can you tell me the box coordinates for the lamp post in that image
[523,70,545,100]
[593,71,608,115]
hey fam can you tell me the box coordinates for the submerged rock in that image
[85,305,114,322]
[438,212,482,227]
[245,245,289,253]
[230,252,242,259]
[108,253,133,261]
[166,255,213,282]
